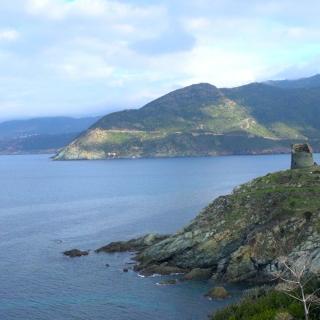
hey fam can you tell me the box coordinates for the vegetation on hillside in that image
[212,284,320,320]
[55,78,320,160]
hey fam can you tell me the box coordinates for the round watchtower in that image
[291,143,314,169]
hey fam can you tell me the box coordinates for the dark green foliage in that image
[287,302,305,319]
[93,83,222,131]
[211,287,320,320]
[289,200,296,208]
[222,83,320,136]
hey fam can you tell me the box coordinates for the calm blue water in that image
[1,154,319,320]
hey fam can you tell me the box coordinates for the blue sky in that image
[1,0,320,120]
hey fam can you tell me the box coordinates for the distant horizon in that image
[0,72,319,123]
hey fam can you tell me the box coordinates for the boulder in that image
[158,279,179,285]
[63,249,89,257]
[205,286,229,299]
[134,263,187,276]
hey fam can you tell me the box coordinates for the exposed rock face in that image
[134,263,186,277]
[63,249,89,257]
[97,167,320,283]
[95,234,168,253]
[183,268,213,281]
[291,143,314,169]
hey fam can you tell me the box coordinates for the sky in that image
[1,0,320,120]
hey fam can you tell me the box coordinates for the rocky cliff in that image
[97,166,320,283]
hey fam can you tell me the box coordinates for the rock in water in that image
[134,263,187,276]
[205,287,229,299]
[157,279,179,285]
[63,249,89,257]
[291,143,314,169]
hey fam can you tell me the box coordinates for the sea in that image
[1,153,319,320]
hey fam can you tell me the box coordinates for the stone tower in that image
[291,143,314,169]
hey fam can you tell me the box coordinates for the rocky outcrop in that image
[183,268,213,281]
[95,234,168,253]
[134,263,187,277]
[97,167,320,283]
[63,249,89,257]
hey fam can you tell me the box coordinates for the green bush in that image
[287,302,304,318]
[211,288,319,320]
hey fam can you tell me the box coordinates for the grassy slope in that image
[55,82,320,160]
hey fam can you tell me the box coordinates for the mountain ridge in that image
[266,74,320,89]
[54,75,320,160]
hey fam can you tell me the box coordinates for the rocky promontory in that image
[96,166,320,283]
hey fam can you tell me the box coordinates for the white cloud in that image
[54,53,114,80]
[1,0,320,120]
[0,29,19,41]
[26,0,106,19]
[26,0,164,21]
[179,47,263,87]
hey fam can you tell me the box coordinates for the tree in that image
[272,253,320,320]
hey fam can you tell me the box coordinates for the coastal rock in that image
[136,167,320,282]
[183,268,213,281]
[134,263,187,276]
[205,287,229,299]
[95,234,168,253]
[101,167,320,283]
[63,249,89,257]
[157,279,179,285]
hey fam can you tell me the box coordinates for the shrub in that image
[211,288,320,320]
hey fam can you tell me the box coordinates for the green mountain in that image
[54,77,320,160]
